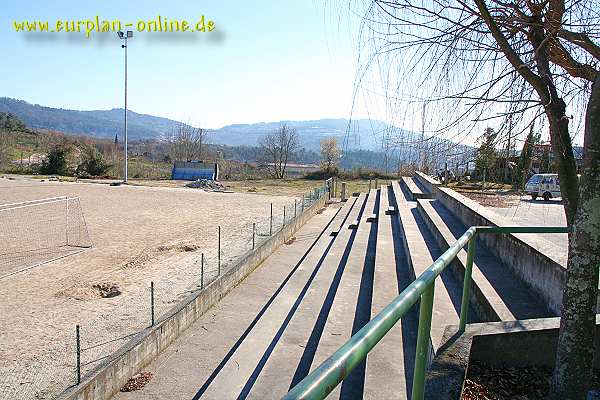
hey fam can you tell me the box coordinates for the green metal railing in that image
[283,225,569,400]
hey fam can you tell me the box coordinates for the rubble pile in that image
[185,179,225,190]
[120,372,153,392]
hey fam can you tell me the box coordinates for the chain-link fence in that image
[0,183,329,400]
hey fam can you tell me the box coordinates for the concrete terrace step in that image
[244,193,368,399]
[113,202,350,400]
[416,198,553,321]
[364,185,416,399]
[308,189,378,399]
[400,176,429,201]
[390,181,466,351]
[410,176,430,195]
[330,196,358,236]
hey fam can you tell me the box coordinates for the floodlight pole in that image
[118,31,133,183]
[124,35,128,183]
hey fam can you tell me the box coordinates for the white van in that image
[525,173,561,201]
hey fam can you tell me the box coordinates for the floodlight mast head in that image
[117,31,124,39]
[127,31,133,38]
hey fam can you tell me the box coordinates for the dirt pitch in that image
[0,176,297,399]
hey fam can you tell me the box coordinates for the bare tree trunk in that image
[259,125,298,179]
[545,96,580,225]
[504,131,511,183]
[552,73,600,400]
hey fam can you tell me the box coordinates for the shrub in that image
[303,167,395,181]
[303,168,339,180]
[76,145,111,177]
[40,144,71,176]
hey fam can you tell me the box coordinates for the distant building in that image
[171,161,219,181]
[508,143,584,175]
[530,143,584,173]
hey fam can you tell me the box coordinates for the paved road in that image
[487,197,568,249]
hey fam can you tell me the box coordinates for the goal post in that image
[0,197,92,279]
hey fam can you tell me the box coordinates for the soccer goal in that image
[0,196,92,279]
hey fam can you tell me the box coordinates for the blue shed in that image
[171,161,219,181]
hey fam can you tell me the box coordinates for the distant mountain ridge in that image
[0,97,177,141]
[0,97,417,151]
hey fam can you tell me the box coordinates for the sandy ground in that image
[0,176,297,399]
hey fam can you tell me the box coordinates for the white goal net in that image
[0,196,92,279]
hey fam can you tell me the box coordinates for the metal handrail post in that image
[459,236,476,331]
[412,282,435,400]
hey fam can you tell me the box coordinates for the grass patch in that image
[222,178,394,197]
[448,181,513,191]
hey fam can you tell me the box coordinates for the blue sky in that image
[1,1,367,129]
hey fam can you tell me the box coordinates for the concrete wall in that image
[425,317,600,400]
[471,318,600,369]
[58,194,328,400]
[414,171,441,195]
[433,187,568,314]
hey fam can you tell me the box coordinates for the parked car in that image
[525,173,561,201]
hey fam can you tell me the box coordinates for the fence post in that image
[150,281,155,327]
[302,195,305,212]
[283,205,286,227]
[412,282,435,400]
[369,179,372,191]
[294,199,297,218]
[201,253,205,289]
[218,226,221,275]
[65,198,69,245]
[270,203,273,236]
[459,237,476,331]
[334,178,338,197]
[342,182,347,201]
[75,325,81,385]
